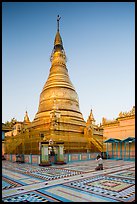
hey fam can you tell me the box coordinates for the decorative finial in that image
[57,15,61,32]
[24,110,30,123]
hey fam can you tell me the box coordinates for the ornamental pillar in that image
[54,142,66,165]
[39,141,51,166]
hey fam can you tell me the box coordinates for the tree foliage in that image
[4,118,17,128]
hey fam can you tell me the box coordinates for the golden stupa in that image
[31,16,88,153]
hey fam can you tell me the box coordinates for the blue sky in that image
[2,2,135,124]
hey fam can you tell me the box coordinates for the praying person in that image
[95,154,103,170]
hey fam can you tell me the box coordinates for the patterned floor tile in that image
[2,191,59,202]
[108,170,135,180]
[63,175,135,202]
[2,177,22,190]
[2,160,135,202]
[38,185,118,202]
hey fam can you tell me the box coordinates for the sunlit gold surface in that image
[4,24,104,155]
[29,30,88,153]
[84,110,103,152]
[24,111,30,124]
[54,31,63,46]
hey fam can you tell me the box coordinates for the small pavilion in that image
[104,137,135,160]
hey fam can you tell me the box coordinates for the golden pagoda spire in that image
[24,111,30,123]
[32,16,87,153]
[87,109,95,124]
[54,31,63,48]
[89,109,95,122]
[53,15,64,52]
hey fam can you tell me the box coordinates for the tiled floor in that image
[2,159,135,202]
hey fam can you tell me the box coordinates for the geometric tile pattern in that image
[2,160,82,180]
[64,175,135,202]
[87,178,132,191]
[23,167,82,181]
[2,168,44,185]
[2,160,135,202]
[109,170,135,180]
[53,160,134,173]
[2,177,22,190]
[2,180,18,190]
[38,185,118,202]
[2,191,59,202]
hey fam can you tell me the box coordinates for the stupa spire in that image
[54,15,63,49]
[32,16,87,153]
[57,15,61,32]
[24,111,30,124]
[87,109,95,124]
